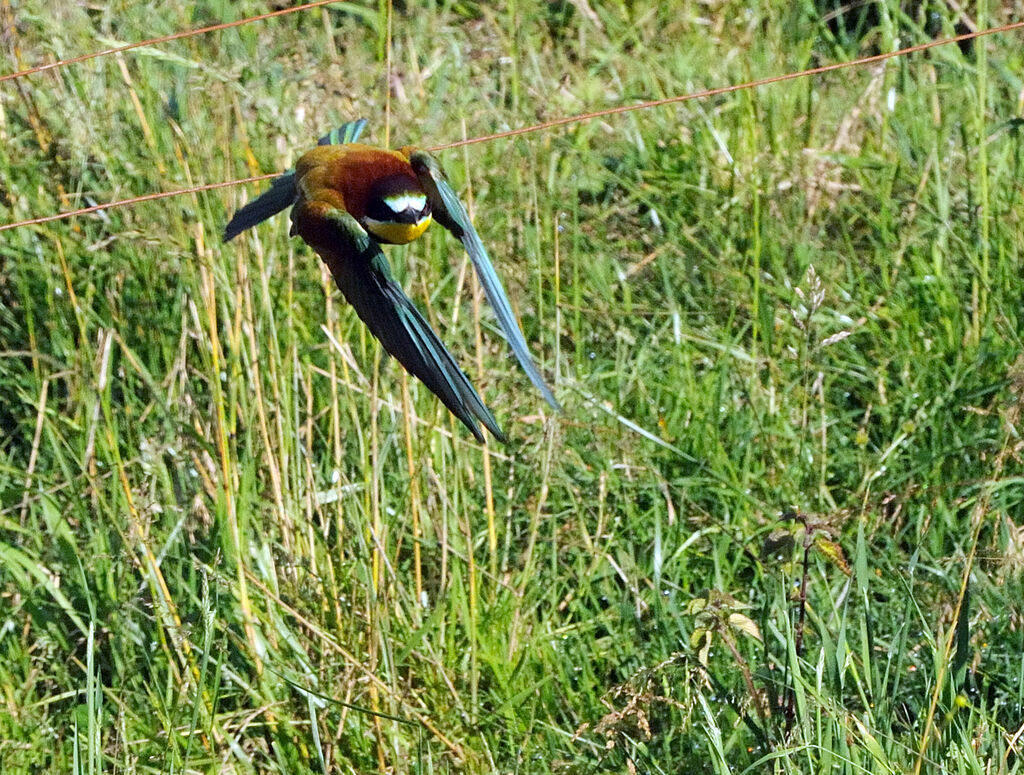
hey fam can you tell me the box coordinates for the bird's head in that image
[363,174,433,244]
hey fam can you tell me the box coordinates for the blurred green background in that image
[1,1,1023,772]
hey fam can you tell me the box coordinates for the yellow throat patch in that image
[365,215,432,245]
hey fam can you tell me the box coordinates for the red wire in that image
[0,0,342,84]
[2,19,1022,234]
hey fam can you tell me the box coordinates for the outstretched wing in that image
[408,150,561,411]
[223,171,297,242]
[297,204,506,443]
[223,119,369,242]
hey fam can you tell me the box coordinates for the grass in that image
[1,0,1023,772]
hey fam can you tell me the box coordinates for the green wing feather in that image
[311,208,506,443]
[223,171,296,242]
[409,151,561,411]
[223,119,369,242]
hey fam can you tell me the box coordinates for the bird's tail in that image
[317,118,368,146]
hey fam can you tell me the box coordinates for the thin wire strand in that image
[2,20,1021,235]
[0,0,341,84]
[1,174,277,232]
[432,20,1024,151]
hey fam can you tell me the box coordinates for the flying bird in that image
[223,119,559,442]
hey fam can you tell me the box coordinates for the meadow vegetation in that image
[1,0,1023,772]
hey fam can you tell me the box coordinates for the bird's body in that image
[292,144,431,247]
[224,120,559,443]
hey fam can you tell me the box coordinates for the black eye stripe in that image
[366,175,429,222]
[383,194,427,212]
[366,195,430,223]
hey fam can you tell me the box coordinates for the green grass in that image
[2,0,1023,772]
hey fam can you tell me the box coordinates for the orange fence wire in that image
[0,0,341,84]
[433,21,1024,151]
[0,174,279,233]
[2,19,1022,235]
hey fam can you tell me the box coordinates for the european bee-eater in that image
[223,119,559,442]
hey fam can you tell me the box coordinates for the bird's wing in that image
[223,119,369,242]
[223,171,297,242]
[300,204,506,443]
[408,150,561,411]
